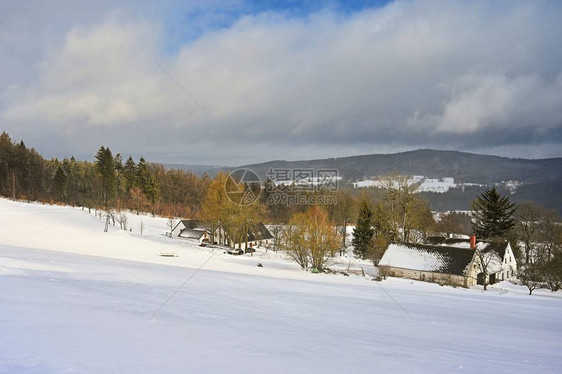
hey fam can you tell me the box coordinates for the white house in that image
[172,219,273,250]
[475,241,517,282]
[439,238,517,282]
[223,222,273,250]
[379,238,517,288]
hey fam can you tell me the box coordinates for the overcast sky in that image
[1,0,561,165]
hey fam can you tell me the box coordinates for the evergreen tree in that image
[0,132,208,217]
[352,197,374,259]
[113,153,125,199]
[136,157,159,213]
[471,187,516,239]
[0,132,15,196]
[52,166,67,201]
[95,146,116,209]
[123,156,137,193]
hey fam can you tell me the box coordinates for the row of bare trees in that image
[279,206,340,272]
[351,175,435,264]
[197,172,267,249]
[514,201,562,294]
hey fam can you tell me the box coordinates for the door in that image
[477,273,485,285]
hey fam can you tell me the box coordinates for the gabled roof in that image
[223,222,273,242]
[440,238,509,258]
[247,222,273,242]
[478,240,510,259]
[179,228,206,240]
[475,242,504,273]
[379,243,475,276]
[172,219,208,232]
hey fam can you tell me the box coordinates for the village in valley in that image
[0,159,562,372]
[2,1,562,372]
[167,172,553,296]
[1,131,562,372]
[2,134,556,298]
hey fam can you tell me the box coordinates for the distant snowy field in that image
[1,199,561,373]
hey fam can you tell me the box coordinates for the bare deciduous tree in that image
[280,223,309,270]
[515,201,544,264]
[519,261,544,295]
[280,206,340,272]
[167,217,177,238]
[117,211,128,230]
[473,246,502,291]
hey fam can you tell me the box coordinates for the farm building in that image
[171,219,211,245]
[223,222,273,250]
[379,239,517,287]
[172,219,273,250]
[438,238,517,281]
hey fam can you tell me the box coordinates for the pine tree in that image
[352,197,374,259]
[52,166,67,201]
[113,153,125,199]
[136,157,159,214]
[471,187,516,239]
[94,146,116,210]
[0,132,14,196]
[123,156,137,193]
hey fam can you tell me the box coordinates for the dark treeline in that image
[0,131,351,222]
[3,131,560,272]
[0,132,209,217]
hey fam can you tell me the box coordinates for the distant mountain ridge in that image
[233,149,562,184]
[165,164,226,175]
[169,149,562,213]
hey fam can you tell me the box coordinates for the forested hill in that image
[230,149,562,184]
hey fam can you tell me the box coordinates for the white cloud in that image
[1,0,562,163]
[408,72,562,135]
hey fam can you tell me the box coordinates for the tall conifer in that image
[471,187,516,238]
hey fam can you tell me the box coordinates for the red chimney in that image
[470,235,476,250]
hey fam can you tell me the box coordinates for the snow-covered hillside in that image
[352,176,524,194]
[1,198,561,373]
[352,176,461,193]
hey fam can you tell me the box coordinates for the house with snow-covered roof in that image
[379,243,478,287]
[473,240,517,282]
[437,238,517,282]
[172,219,273,250]
[223,222,273,250]
[379,238,517,288]
[171,219,211,245]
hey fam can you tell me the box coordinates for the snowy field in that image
[1,199,562,373]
